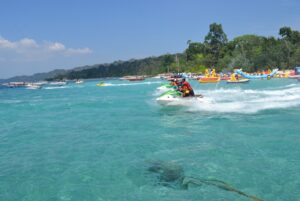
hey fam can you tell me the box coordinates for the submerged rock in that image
[144,160,263,201]
[147,161,184,183]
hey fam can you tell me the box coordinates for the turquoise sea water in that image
[1,79,300,201]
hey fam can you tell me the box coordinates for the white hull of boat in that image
[49,81,67,86]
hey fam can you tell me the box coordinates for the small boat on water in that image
[198,69,220,83]
[26,83,42,89]
[121,76,145,81]
[96,82,107,87]
[2,81,47,89]
[75,80,84,84]
[221,75,230,80]
[34,81,48,85]
[152,75,161,79]
[3,82,27,88]
[227,74,249,83]
[199,77,220,83]
[288,75,300,79]
[227,79,249,83]
[128,77,145,81]
[49,81,67,86]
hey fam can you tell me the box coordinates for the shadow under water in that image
[129,160,263,201]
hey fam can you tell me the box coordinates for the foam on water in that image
[108,81,162,87]
[188,85,300,114]
[0,99,24,104]
[43,86,70,90]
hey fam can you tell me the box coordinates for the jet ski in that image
[156,90,204,105]
[96,82,107,87]
[156,83,177,93]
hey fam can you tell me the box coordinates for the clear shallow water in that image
[0,79,300,201]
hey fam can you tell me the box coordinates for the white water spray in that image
[188,84,300,114]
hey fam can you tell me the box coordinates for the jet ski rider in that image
[170,79,178,87]
[179,78,195,97]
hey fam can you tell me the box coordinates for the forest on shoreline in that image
[184,23,300,73]
[54,23,300,80]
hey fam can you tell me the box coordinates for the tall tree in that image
[185,42,205,61]
[279,27,298,68]
[204,23,228,67]
[279,27,292,40]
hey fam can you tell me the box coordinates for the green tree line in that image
[51,23,300,80]
[185,23,300,73]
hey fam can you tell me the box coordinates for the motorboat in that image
[49,81,67,86]
[26,83,42,89]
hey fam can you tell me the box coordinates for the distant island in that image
[3,23,300,82]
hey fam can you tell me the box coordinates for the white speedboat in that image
[49,81,67,86]
[34,81,48,86]
[75,80,84,84]
[26,83,42,89]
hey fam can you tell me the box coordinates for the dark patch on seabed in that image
[128,160,264,201]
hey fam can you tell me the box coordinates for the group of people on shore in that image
[170,78,195,97]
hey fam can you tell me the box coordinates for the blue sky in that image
[0,0,300,78]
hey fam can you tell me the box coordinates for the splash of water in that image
[108,81,162,87]
[188,85,300,114]
[43,86,70,90]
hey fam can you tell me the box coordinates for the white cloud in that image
[48,42,66,51]
[0,36,92,61]
[19,38,39,48]
[0,37,16,49]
